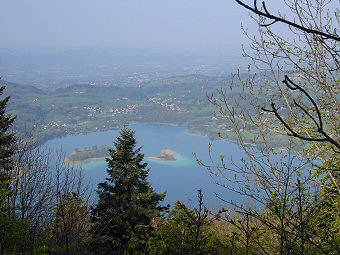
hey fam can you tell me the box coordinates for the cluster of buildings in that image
[149,97,182,112]
[107,104,138,116]
[42,121,67,130]
[80,104,139,118]
[38,104,139,134]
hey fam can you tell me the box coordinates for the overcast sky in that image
[0,0,280,51]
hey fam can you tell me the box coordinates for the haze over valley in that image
[0,1,338,254]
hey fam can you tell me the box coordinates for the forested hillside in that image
[3,74,271,145]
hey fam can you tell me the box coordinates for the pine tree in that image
[89,127,167,255]
[0,85,15,178]
[0,85,15,210]
[0,85,16,255]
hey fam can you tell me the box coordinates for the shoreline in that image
[65,155,180,166]
[66,155,180,166]
[41,122,183,145]
[40,121,255,147]
[148,156,177,162]
[45,121,274,152]
[64,156,107,166]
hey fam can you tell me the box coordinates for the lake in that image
[45,123,246,208]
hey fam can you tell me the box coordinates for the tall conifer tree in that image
[0,85,15,177]
[0,84,16,255]
[89,127,166,255]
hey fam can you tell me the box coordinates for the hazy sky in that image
[0,0,263,51]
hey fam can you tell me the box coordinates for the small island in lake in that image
[149,149,177,162]
[65,145,110,165]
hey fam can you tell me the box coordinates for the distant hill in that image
[0,75,270,145]
[2,80,45,97]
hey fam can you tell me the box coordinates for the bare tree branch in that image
[235,0,340,41]
[262,75,340,151]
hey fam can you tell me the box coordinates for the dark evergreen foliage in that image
[0,85,16,255]
[0,85,16,179]
[89,127,167,254]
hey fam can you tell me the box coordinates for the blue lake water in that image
[45,123,246,208]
